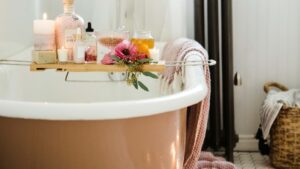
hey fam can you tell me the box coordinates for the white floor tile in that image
[234,152,275,169]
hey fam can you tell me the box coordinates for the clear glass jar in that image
[96,30,129,63]
[131,30,155,49]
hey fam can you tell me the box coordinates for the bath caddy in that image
[30,63,166,72]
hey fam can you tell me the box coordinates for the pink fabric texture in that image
[161,38,207,85]
[161,38,236,169]
[197,152,237,169]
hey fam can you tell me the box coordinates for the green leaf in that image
[138,81,149,92]
[137,58,152,64]
[142,72,159,79]
[133,80,138,89]
[110,55,121,62]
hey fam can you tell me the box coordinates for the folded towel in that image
[260,89,300,139]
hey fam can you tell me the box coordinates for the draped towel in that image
[161,38,236,169]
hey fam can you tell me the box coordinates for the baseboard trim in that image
[234,135,259,151]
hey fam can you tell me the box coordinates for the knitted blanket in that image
[161,38,236,169]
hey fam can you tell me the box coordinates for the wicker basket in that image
[264,82,300,169]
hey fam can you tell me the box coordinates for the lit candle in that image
[58,46,68,63]
[33,13,55,51]
[150,48,160,61]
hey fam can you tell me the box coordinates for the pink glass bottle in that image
[55,0,84,61]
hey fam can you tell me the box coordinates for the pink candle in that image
[33,13,56,51]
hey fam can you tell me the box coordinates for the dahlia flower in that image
[114,40,138,61]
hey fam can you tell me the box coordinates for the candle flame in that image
[43,13,48,20]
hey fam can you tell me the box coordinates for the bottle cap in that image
[86,22,94,32]
[64,0,74,5]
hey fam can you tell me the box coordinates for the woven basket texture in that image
[270,106,300,169]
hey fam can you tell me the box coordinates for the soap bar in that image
[32,50,57,64]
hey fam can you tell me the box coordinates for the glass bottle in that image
[55,0,84,61]
[73,28,85,64]
[84,22,97,62]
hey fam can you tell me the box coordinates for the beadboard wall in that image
[233,0,300,141]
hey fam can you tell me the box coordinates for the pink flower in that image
[101,52,114,65]
[114,40,138,61]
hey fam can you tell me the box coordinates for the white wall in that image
[46,0,193,40]
[0,0,194,58]
[233,0,300,138]
[186,0,195,39]
[0,0,38,58]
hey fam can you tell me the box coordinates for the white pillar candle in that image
[150,48,160,61]
[58,47,68,63]
[33,13,55,51]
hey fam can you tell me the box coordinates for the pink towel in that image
[161,38,208,85]
[197,152,237,169]
[161,38,236,169]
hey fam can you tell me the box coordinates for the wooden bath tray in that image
[30,63,166,72]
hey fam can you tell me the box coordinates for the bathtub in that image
[0,46,208,169]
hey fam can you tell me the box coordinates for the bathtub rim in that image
[0,84,206,120]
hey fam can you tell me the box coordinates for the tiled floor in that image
[234,152,274,169]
